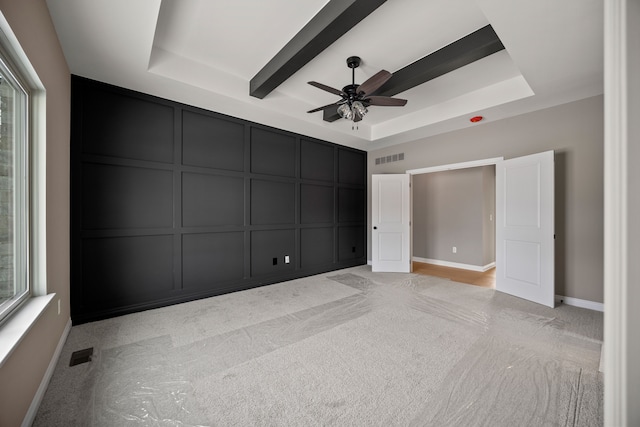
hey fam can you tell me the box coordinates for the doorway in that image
[372,151,554,307]
[408,158,501,288]
[403,151,555,307]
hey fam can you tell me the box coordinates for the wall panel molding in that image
[71,76,366,324]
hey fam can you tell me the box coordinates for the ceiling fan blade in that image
[307,102,340,114]
[308,81,346,97]
[357,70,392,96]
[365,96,407,107]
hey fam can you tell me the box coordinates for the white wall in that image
[626,0,640,418]
[481,166,496,266]
[603,0,640,423]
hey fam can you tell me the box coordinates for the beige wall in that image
[0,1,70,426]
[369,95,604,303]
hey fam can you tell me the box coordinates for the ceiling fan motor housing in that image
[342,84,360,101]
[346,56,361,69]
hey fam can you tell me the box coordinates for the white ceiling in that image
[46,0,603,152]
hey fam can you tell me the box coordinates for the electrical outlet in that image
[284,255,290,264]
[452,246,457,254]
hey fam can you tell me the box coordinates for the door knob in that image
[373,226,377,230]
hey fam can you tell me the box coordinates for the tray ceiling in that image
[46,0,603,151]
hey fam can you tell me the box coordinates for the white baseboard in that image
[554,295,604,312]
[412,257,495,272]
[22,318,71,427]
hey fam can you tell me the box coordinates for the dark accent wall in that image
[71,76,366,324]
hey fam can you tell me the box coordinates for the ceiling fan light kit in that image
[337,103,353,120]
[307,56,407,128]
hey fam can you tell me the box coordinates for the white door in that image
[372,174,411,272]
[496,151,554,307]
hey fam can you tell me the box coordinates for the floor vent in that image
[69,347,94,367]
[375,152,404,165]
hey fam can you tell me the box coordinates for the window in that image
[0,40,29,324]
[0,12,49,366]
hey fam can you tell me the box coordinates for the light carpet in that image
[34,266,603,426]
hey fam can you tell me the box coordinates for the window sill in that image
[0,294,55,368]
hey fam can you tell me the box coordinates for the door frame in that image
[406,157,504,176]
[406,156,503,278]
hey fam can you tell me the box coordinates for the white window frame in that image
[0,47,30,324]
[0,11,51,366]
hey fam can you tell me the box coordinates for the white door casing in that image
[496,151,555,307]
[372,174,411,272]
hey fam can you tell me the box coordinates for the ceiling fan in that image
[307,56,407,124]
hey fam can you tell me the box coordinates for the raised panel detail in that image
[81,235,174,305]
[378,232,403,261]
[251,128,296,177]
[82,89,174,163]
[504,163,540,227]
[183,232,244,288]
[182,110,244,171]
[338,148,365,185]
[338,188,364,222]
[251,179,295,225]
[82,164,173,229]
[301,184,333,224]
[71,76,366,324]
[338,226,364,260]
[251,229,295,276]
[504,240,541,286]
[301,227,334,267]
[182,173,244,227]
[377,180,404,224]
[301,139,334,181]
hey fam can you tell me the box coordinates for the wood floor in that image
[412,262,495,288]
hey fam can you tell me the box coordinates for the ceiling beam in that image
[323,25,505,122]
[249,0,388,99]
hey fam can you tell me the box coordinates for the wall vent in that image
[69,347,94,366]
[375,153,404,165]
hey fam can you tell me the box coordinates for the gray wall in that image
[412,166,494,267]
[369,95,604,303]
